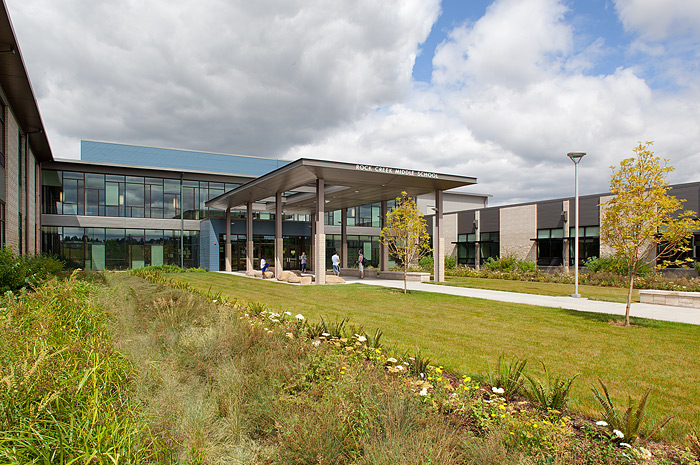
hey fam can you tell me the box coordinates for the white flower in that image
[596,421,608,427]
[613,429,624,439]
[639,447,652,459]
[619,442,631,448]
[386,357,398,364]
[312,340,321,346]
[321,332,331,337]
[396,365,406,372]
[356,335,367,342]
[492,387,505,395]
[212,299,217,303]
[295,314,304,320]
[419,387,428,396]
[284,311,292,316]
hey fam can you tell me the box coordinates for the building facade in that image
[0,5,52,255]
[439,183,700,270]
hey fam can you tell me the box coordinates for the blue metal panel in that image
[81,140,288,176]
[199,220,220,271]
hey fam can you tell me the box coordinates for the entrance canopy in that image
[206,157,477,285]
[206,158,477,213]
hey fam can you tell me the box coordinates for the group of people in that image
[259,250,365,279]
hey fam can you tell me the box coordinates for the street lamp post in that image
[567,152,586,298]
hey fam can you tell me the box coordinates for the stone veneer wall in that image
[443,212,458,258]
[4,108,19,252]
[1,102,41,254]
[598,195,615,258]
[499,204,537,261]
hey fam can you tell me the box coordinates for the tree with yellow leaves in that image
[601,141,699,326]
[380,191,432,294]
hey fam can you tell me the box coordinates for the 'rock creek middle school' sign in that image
[355,164,438,179]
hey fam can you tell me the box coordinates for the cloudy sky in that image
[7,0,700,205]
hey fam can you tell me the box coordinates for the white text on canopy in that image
[355,164,438,179]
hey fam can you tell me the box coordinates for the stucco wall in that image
[500,204,537,261]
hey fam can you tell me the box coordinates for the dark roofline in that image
[0,1,52,162]
[46,158,258,180]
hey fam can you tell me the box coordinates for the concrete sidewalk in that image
[221,271,700,326]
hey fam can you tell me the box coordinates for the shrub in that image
[585,256,652,276]
[695,261,700,277]
[417,255,457,272]
[483,253,537,274]
[0,248,64,293]
[484,255,518,272]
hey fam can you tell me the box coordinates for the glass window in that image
[126,183,144,206]
[164,179,180,194]
[85,173,104,189]
[105,182,120,206]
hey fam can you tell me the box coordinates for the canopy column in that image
[380,200,389,271]
[341,208,348,268]
[246,201,253,272]
[474,210,481,271]
[310,214,315,271]
[275,192,283,277]
[433,189,445,282]
[225,207,231,272]
[315,178,326,285]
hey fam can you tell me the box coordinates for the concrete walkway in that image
[221,271,700,326]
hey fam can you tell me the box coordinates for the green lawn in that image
[169,272,699,442]
[437,276,639,303]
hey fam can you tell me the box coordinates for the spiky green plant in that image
[487,355,527,399]
[592,379,673,444]
[524,362,578,414]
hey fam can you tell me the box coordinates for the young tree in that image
[600,141,699,326]
[380,191,432,294]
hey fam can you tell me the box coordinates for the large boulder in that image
[325,275,346,284]
[288,274,313,285]
[277,270,294,282]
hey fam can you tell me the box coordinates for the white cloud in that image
[7,0,440,158]
[6,0,700,205]
[432,0,572,89]
[285,0,700,204]
[614,0,700,41]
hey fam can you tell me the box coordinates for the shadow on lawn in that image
[559,308,669,328]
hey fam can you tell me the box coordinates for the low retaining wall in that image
[639,290,700,309]
[339,268,378,278]
[377,271,431,282]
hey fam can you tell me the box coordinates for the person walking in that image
[300,251,307,273]
[331,250,340,276]
[356,250,364,279]
[260,257,269,279]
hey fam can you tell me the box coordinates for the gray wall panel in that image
[670,185,699,217]
[457,210,476,233]
[570,196,600,226]
[480,208,499,232]
[537,201,564,229]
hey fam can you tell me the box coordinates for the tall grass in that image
[0,274,159,463]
